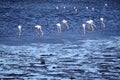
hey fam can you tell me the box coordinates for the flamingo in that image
[63,5,66,9]
[92,7,94,11]
[86,20,96,31]
[100,18,105,28]
[62,19,69,30]
[82,24,86,35]
[35,25,44,36]
[56,6,59,10]
[56,23,61,33]
[105,3,108,7]
[86,7,88,10]
[74,6,76,10]
[73,6,78,13]
[18,25,22,36]
[75,8,78,14]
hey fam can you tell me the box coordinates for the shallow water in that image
[0,37,120,80]
[0,0,120,80]
[0,0,120,45]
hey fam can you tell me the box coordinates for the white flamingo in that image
[105,3,108,7]
[74,6,76,10]
[82,24,86,35]
[18,25,22,36]
[92,7,94,11]
[100,18,105,28]
[63,5,66,9]
[86,7,88,10]
[35,25,44,36]
[73,6,78,13]
[56,6,59,10]
[62,19,69,30]
[86,20,96,31]
[56,23,61,33]
[75,8,78,13]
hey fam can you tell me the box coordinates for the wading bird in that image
[62,19,69,30]
[82,24,86,35]
[75,8,78,14]
[73,6,78,13]
[35,25,44,36]
[18,25,22,36]
[86,7,88,10]
[56,6,59,10]
[92,7,94,11]
[100,18,105,28]
[63,5,66,9]
[105,3,108,7]
[74,6,76,10]
[86,20,96,31]
[56,23,61,33]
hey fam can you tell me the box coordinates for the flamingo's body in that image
[82,24,86,35]
[63,6,66,9]
[62,19,69,30]
[75,8,78,14]
[86,20,96,31]
[35,25,44,36]
[56,23,61,33]
[86,7,88,10]
[56,6,59,10]
[74,6,76,10]
[105,3,108,7]
[100,18,105,28]
[18,25,22,36]
[92,7,94,11]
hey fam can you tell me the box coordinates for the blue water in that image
[0,0,120,45]
[0,0,120,80]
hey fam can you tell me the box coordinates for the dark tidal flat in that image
[0,0,120,80]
